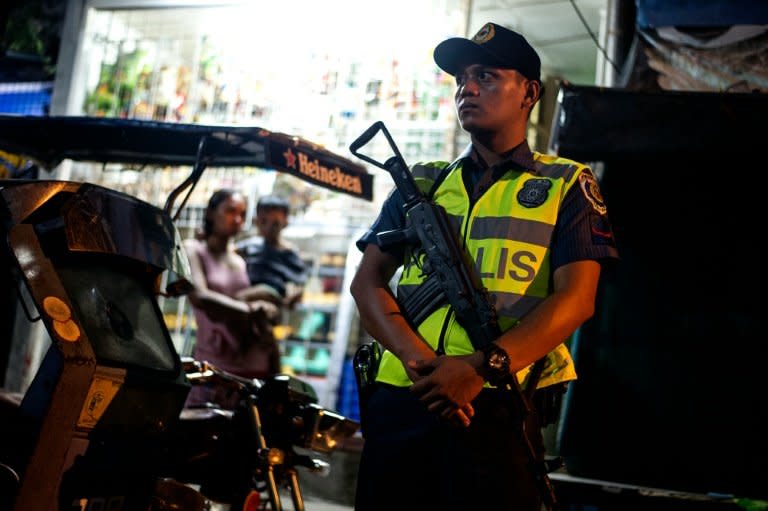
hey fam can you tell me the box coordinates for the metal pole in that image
[450,0,474,159]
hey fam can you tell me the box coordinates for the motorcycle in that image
[171,359,358,510]
[0,116,365,510]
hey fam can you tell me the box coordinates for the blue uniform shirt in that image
[357,141,619,269]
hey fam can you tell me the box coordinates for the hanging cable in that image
[164,135,209,220]
[569,0,621,75]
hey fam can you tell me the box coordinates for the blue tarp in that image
[636,0,768,28]
[0,82,52,116]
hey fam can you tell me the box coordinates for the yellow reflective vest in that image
[376,152,590,389]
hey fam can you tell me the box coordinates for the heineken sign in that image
[0,116,374,201]
[271,145,371,199]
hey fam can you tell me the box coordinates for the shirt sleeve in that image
[551,173,619,271]
[355,188,407,260]
[284,248,309,285]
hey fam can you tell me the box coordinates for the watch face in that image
[489,352,506,370]
[483,345,510,385]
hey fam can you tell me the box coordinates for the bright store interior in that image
[42,0,608,411]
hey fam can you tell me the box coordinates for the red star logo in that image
[283,148,297,169]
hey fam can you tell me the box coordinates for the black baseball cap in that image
[434,22,541,81]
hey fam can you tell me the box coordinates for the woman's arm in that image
[235,284,283,306]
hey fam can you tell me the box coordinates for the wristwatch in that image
[480,343,511,386]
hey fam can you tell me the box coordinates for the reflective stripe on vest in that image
[377,153,588,388]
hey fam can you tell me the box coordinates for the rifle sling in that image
[525,357,547,401]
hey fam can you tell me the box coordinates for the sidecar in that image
[0,115,370,510]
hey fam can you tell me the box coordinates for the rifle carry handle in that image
[349,121,421,205]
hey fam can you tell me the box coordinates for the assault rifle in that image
[349,121,558,510]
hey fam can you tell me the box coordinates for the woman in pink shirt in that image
[183,189,280,405]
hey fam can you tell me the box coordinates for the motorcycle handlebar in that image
[180,357,263,392]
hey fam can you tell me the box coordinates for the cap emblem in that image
[472,23,496,44]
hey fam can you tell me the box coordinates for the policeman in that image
[351,22,618,511]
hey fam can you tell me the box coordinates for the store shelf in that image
[281,342,332,377]
[317,266,345,278]
[295,302,338,314]
[284,339,332,349]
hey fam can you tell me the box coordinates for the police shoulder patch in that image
[578,171,607,215]
[517,178,552,208]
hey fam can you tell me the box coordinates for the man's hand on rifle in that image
[408,354,485,427]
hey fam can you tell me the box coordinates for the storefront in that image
[45,0,466,409]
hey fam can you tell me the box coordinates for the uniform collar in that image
[457,139,536,173]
